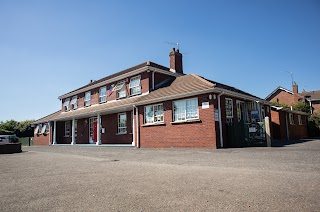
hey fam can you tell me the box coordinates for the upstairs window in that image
[144,104,164,124]
[118,113,127,134]
[173,98,198,121]
[65,121,70,137]
[71,96,78,110]
[114,81,126,99]
[129,76,141,95]
[63,98,70,111]
[85,91,91,107]
[298,115,302,125]
[289,113,294,125]
[225,98,233,118]
[99,87,107,103]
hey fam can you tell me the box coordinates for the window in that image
[289,113,294,125]
[225,98,233,118]
[114,81,126,99]
[34,125,40,134]
[298,115,302,125]
[99,87,107,103]
[71,96,78,110]
[65,121,70,137]
[144,104,164,124]
[63,98,70,111]
[41,124,47,134]
[129,76,141,95]
[74,120,78,137]
[85,91,91,107]
[173,98,198,121]
[118,113,127,134]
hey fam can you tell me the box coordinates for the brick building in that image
[271,106,309,140]
[33,48,271,148]
[265,83,320,114]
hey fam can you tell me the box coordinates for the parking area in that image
[1,139,320,211]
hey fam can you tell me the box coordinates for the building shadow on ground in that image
[272,137,320,147]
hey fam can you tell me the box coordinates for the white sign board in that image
[202,102,209,109]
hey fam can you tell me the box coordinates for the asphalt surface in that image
[1,139,320,212]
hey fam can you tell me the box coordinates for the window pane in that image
[186,99,198,119]
[145,106,154,123]
[131,86,141,95]
[174,100,186,121]
[130,77,140,88]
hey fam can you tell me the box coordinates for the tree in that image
[0,119,35,137]
[309,112,320,136]
[292,102,311,113]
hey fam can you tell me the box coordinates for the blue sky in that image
[0,0,319,121]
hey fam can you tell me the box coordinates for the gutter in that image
[217,92,224,148]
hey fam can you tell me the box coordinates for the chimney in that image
[169,48,183,74]
[292,81,298,94]
[292,81,299,104]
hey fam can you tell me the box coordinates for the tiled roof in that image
[59,61,171,98]
[36,74,264,122]
[33,111,61,124]
[301,90,320,101]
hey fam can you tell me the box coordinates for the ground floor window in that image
[225,98,233,118]
[74,120,78,137]
[289,113,294,125]
[65,121,70,137]
[298,115,302,125]
[144,104,164,124]
[118,113,127,134]
[89,117,97,141]
[173,98,198,121]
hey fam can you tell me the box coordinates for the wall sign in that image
[202,102,209,109]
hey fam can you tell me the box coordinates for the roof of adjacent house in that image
[301,90,320,101]
[265,86,294,101]
[34,74,266,123]
[271,106,309,116]
[33,110,61,125]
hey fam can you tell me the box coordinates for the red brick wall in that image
[288,113,308,139]
[153,73,175,88]
[101,112,133,144]
[61,72,151,110]
[271,110,308,140]
[33,133,50,145]
[269,90,295,106]
[139,94,216,148]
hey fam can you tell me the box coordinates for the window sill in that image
[129,92,142,97]
[171,119,201,124]
[116,97,127,100]
[116,132,127,135]
[142,122,165,127]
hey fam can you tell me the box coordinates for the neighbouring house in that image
[33,48,272,148]
[271,106,309,140]
[265,82,320,114]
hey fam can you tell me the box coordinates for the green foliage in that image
[0,119,35,137]
[292,101,311,113]
[271,101,289,109]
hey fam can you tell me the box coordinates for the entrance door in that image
[89,117,97,144]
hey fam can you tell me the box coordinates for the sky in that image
[0,0,319,121]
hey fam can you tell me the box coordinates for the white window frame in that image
[144,104,164,124]
[118,113,127,134]
[74,120,78,137]
[298,115,302,125]
[41,124,47,134]
[85,91,91,107]
[289,113,294,125]
[225,98,233,118]
[99,86,107,103]
[129,76,141,96]
[173,98,199,122]
[34,125,40,134]
[65,121,70,137]
[115,81,126,99]
[71,96,78,110]
[63,98,70,111]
